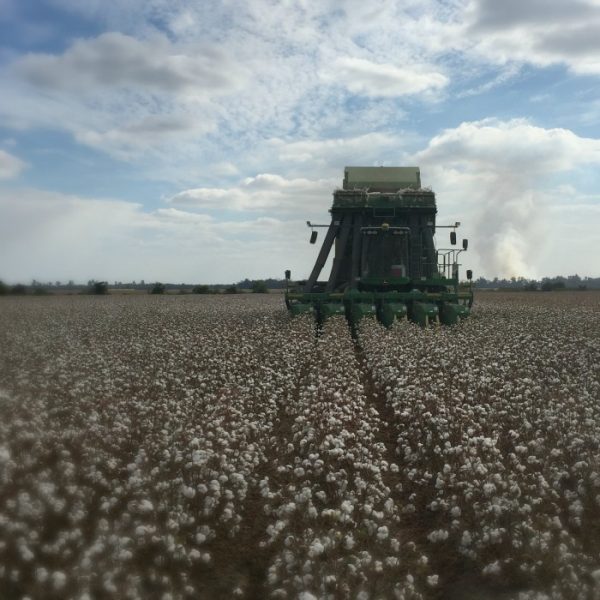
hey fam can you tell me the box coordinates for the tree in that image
[0,280,7,295]
[225,285,238,294]
[90,281,109,295]
[251,280,268,293]
[10,284,27,295]
[541,280,566,292]
[192,285,210,294]
[150,282,165,294]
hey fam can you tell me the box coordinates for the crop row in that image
[358,295,600,599]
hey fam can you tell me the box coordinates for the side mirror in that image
[285,270,291,280]
[466,269,472,280]
[450,231,456,245]
[462,238,468,250]
[310,231,318,244]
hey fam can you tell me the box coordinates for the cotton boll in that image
[52,571,67,590]
[182,486,195,499]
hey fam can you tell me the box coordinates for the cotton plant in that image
[359,293,600,599]
[0,292,598,599]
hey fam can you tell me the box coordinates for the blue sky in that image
[1,0,599,283]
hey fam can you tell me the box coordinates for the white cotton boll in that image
[377,526,389,541]
[52,571,67,590]
[483,483,496,497]
[138,499,154,513]
[344,534,355,549]
[299,593,317,600]
[341,500,354,514]
[308,539,325,558]
[450,506,461,518]
[195,533,207,544]
[427,530,448,543]
[182,486,195,499]
[0,446,10,462]
[482,561,501,575]
[189,549,201,561]
[427,575,439,587]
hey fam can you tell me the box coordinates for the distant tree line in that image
[0,278,281,295]
[5,275,596,296]
[474,275,600,291]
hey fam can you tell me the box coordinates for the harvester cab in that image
[285,167,473,327]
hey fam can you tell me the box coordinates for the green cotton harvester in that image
[285,166,474,327]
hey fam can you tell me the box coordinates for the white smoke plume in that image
[470,176,541,278]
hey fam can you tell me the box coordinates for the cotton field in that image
[0,292,599,600]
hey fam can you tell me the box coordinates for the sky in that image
[0,0,599,284]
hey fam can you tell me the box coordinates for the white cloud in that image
[169,174,336,213]
[418,118,600,172]
[0,187,317,283]
[73,114,213,161]
[269,132,407,172]
[4,0,600,174]
[464,0,600,74]
[0,3,440,166]
[323,57,448,98]
[15,32,244,94]
[0,149,26,179]
[0,32,243,162]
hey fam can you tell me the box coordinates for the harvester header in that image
[285,167,473,327]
